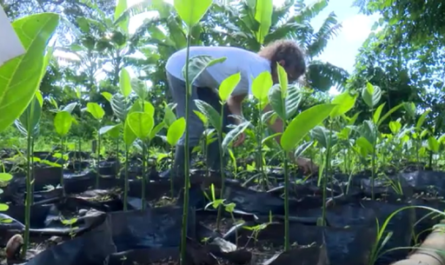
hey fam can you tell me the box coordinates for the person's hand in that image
[295,157,318,175]
[233,132,246,147]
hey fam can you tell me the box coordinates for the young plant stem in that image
[170,146,174,198]
[256,106,266,188]
[96,133,101,189]
[61,137,66,196]
[30,139,35,206]
[216,104,225,230]
[22,133,33,258]
[283,151,290,251]
[124,145,129,211]
[180,32,192,265]
[322,121,333,226]
[281,93,290,251]
[141,142,147,210]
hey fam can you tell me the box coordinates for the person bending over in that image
[164,40,317,178]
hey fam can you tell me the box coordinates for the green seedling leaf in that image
[127,111,154,140]
[63,102,77,114]
[331,91,357,118]
[111,94,128,121]
[123,119,136,146]
[281,104,336,152]
[114,0,129,33]
[254,0,273,44]
[86,102,105,120]
[427,136,439,153]
[219,72,241,102]
[164,103,177,127]
[221,121,250,152]
[99,124,122,138]
[54,111,73,137]
[377,102,404,126]
[131,78,149,100]
[183,56,226,90]
[0,204,9,211]
[194,110,208,126]
[101,92,113,102]
[35,90,43,107]
[149,121,165,140]
[0,13,59,133]
[252,71,273,102]
[277,63,288,98]
[173,0,212,29]
[167,117,186,146]
[0,173,13,182]
[40,45,53,81]
[389,120,401,134]
[373,103,385,124]
[285,85,302,117]
[18,96,42,136]
[268,85,286,121]
[294,141,313,158]
[311,126,338,149]
[404,102,416,118]
[416,109,431,130]
[119,68,132,98]
[75,87,81,100]
[194,99,222,133]
[356,136,373,155]
[129,99,155,118]
[361,120,377,144]
[361,83,381,108]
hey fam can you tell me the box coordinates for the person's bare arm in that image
[227,94,246,124]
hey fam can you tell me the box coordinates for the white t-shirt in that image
[165,46,271,95]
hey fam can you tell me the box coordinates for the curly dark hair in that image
[258,40,306,82]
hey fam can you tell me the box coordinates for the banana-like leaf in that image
[194,99,222,133]
[111,94,128,121]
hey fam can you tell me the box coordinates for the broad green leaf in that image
[111,94,128,121]
[0,13,59,133]
[389,120,401,134]
[40,46,53,81]
[86,102,105,120]
[252,71,273,102]
[127,112,154,140]
[330,92,357,118]
[101,92,113,102]
[167,117,186,146]
[377,102,404,126]
[267,85,286,120]
[254,0,273,44]
[114,0,129,33]
[416,109,431,130]
[63,102,77,114]
[131,78,149,100]
[0,173,13,182]
[310,126,337,148]
[128,99,155,117]
[285,85,302,117]
[221,121,250,152]
[404,102,416,118]
[194,99,222,133]
[427,136,439,153]
[361,83,381,108]
[194,110,208,125]
[149,121,165,140]
[123,119,136,146]
[99,124,122,138]
[356,136,373,155]
[361,120,377,144]
[35,90,43,107]
[183,56,226,91]
[173,0,212,29]
[294,141,313,158]
[277,64,288,98]
[219,72,241,102]
[75,87,81,100]
[281,104,336,152]
[18,96,42,136]
[119,68,132,98]
[54,111,73,137]
[0,203,8,211]
[164,103,177,127]
[373,103,386,124]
